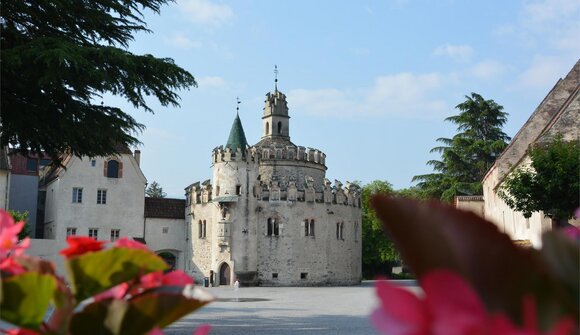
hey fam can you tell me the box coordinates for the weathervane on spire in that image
[274,65,278,92]
[236,96,241,116]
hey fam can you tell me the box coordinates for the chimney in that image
[134,150,141,166]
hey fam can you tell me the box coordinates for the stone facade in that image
[185,89,362,286]
[479,60,580,247]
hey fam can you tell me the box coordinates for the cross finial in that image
[274,65,278,92]
[236,97,241,116]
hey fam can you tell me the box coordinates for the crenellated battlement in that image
[211,144,326,166]
[186,176,361,208]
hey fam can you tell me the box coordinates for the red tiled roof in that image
[145,197,185,219]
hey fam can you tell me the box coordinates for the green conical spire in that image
[226,114,248,151]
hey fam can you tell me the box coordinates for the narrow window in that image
[236,185,242,195]
[91,159,96,167]
[300,272,308,279]
[40,159,51,167]
[198,220,203,238]
[66,227,77,237]
[267,218,273,236]
[273,219,279,236]
[309,220,315,237]
[162,227,169,234]
[106,160,120,178]
[265,122,270,135]
[26,158,38,172]
[89,228,98,240]
[304,219,309,236]
[340,222,344,240]
[203,220,207,238]
[97,189,107,204]
[272,273,278,279]
[336,222,340,240]
[72,188,83,203]
[277,121,282,134]
[216,186,220,196]
[110,229,120,241]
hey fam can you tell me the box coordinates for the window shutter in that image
[118,161,123,178]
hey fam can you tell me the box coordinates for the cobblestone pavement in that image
[165,280,419,335]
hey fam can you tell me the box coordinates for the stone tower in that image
[186,85,362,287]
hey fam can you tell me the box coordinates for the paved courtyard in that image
[166,280,419,335]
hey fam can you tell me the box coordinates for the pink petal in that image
[114,237,149,251]
[371,279,429,335]
[192,324,211,335]
[163,270,194,286]
[147,327,165,335]
[93,283,130,302]
[421,270,487,335]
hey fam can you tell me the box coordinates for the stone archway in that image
[158,252,176,271]
[219,263,231,286]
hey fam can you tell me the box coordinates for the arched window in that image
[105,159,121,178]
[277,121,282,134]
[158,252,176,271]
[265,122,269,135]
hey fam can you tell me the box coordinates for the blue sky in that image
[112,0,579,198]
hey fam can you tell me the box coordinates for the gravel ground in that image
[165,280,419,335]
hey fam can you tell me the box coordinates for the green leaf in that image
[370,195,576,329]
[126,286,213,331]
[0,272,57,329]
[69,286,213,335]
[66,248,168,301]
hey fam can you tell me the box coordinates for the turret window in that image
[198,220,207,239]
[265,122,269,135]
[277,121,282,134]
[304,219,315,237]
[336,222,344,240]
[267,218,279,236]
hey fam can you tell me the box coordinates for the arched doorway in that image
[158,252,176,271]
[219,263,230,286]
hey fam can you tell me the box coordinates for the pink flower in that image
[4,328,39,335]
[0,210,29,259]
[139,270,194,291]
[0,257,26,275]
[371,270,576,335]
[192,324,211,335]
[92,282,130,302]
[59,236,105,258]
[114,237,149,251]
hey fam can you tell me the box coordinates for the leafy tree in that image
[361,180,400,278]
[146,181,167,198]
[499,136,579,227]
[8,210,30,240]
[413,93,510,201]
[1,0,196,162]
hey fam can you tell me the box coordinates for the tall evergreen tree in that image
[1,0,196,162]
[413,93,510,201]
[146,181,167,198]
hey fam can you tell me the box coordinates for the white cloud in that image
[433,44,474,63]
[197,76,226,88]
[515,55,571,89]
[288,72,449,119]
[177,0,233,26]
[469,60,507,80]
[165,33,202,49]
[495,0,580,53]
